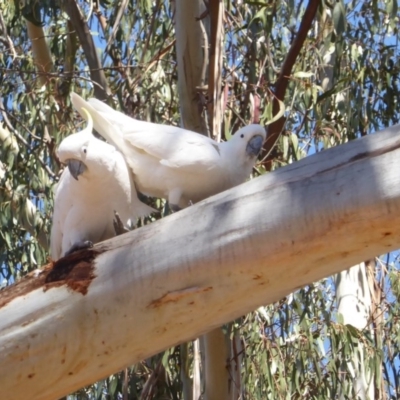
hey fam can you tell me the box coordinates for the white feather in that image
[50,115,155,260]
[71,93,266,209]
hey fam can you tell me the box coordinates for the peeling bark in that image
[0,248,98,309]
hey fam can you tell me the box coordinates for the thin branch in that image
[64,0,110,100]
[138,0,161,67]
[0,10,16,60]
[0,100,56,179]
[25,21,54,87]
[57,20,78,97]
[0,98,30,147]
[0,160,49,250]
[94,4,133,86]
[261,0,321,166]
[105,0,129,54]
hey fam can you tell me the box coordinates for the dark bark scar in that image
[0,248,101,309]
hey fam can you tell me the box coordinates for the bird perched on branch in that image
[50,109,155,260]
[71,93,266,211]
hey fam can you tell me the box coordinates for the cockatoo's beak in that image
[67,159,87,180]
[246,135,264,157]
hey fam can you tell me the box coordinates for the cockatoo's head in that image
[229,124,266,160]
[57,109,116,180]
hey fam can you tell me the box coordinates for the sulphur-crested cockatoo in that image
[71,93,266,210]
[50,110,155,260]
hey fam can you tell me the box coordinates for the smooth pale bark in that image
[207,0,224,141]
[335,264,375,399]
[202,2,227,388]
[192,339,202,399]
[174,3,214,396]
[228,324,243,400]
[174,0,208,134]
[2,125,400,399]
[203,328,229,400]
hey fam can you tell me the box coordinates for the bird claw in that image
[168,203,182,214]
[64,240,93,256]
[113,211,129,235]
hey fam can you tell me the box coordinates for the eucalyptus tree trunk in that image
[207,0,224,141]
[2,125,400,400]
[203,328,230,400]
[174,0,209,134]
[317,9,375,399]
[25,20,53,87]
[174,2,209,397]
[192,339,202,399]
[335,264,374,399]
[174,2,230,398]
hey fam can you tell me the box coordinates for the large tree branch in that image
[64,0,110,100]
[2,124,400,399]
[262,0,320,164]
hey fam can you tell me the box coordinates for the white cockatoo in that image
[50,110,155,260]
[71,93,266,210]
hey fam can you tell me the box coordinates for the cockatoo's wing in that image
[70,93,126,152]
[85,98,222,172]
[51,111,155,260]
[125,127,221,172]
[70,93,265,211]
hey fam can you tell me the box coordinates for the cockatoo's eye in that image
[83,147,87,154]
[240,134,244,138]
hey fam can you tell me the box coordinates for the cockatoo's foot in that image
[167,188,182,213]
[64,240,93,256]
[113,211,129,236]
[168,204,182,213]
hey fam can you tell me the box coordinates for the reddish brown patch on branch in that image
[148,286,213,308]
[0,249,100,309]
[44,249,98,295]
